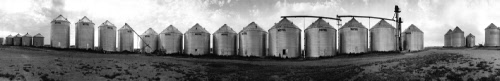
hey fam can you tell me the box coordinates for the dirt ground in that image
[0,46,499,81]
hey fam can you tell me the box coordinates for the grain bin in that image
[50,15,70,48]
[239,22,267,57]
[184,24,210,55]
[268,18,301,58]
[140,28,158,53]
[75,16,95,49]
[98,20,117,52]
[159,25,183,54]
[13,34,22,46]
[451,26,465,47]
[33,33,44,47]
[339,18,368,54]
[370,20,397,52]
[444,29,452,47]
[484,23,500,46]
[402,24,424,51]
[5,35,13,45]
[22,33,33,46]
[118,23,134,52]
[213,24,237,56]
[466,33,475,47]
[305,18,336,58]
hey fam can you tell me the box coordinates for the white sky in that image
[1,0,500,48]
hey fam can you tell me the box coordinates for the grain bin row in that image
[2,15,425,58]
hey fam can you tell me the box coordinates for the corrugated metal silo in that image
[0,38,3,45]
[33,33,44,47]
[305,18,336,58]
[402,24,424,51]
[140,28,158,53]
[466,33,475,47]
[118,23,134,52]
[444,29,452,47]
[239,22,267,57]
[213,24,237,56]
[98,20,117,52]
[159,25,183,54]
[451,26,465,47]
[5,35,13,45]
[184,24,210,55]
[75,16,95,49]
[13,34,22,46]
[22,33,33,46]
[370,20,397,52]
[484,23,500,46]
[50,15,70,48]
[339,18,368,54]
[268,18,301,58]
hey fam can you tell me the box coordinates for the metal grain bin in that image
[339,18,368,54]
[239,22,267,57]
[159,25,183,54]
[13,34,22,46]
[75,16,95,49]
[0,38,3,45]
[370,20,397,52]
[98,20,117,52]
[213,24,237,56]
[268,18,301,58]
[5,35,13,45]
[402,24,424,51]
[451,26,465,47]
[140,28,158,53]
[22,33,33,46]
[118,23,134,52]
[50,15,70,48]
[444,29,452,47]
[466,33,475,47]
[305,18,336,58]
[33,33,44,47]
[484,23,500,46]
[184,24,210,55]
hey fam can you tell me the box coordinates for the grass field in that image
[0,46,499,81]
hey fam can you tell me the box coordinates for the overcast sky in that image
[1,0,499,48]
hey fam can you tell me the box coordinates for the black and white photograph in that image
[0,0,500,81]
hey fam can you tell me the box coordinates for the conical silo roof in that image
[100,20,116,27]
[452,26,464,33]
[445,29,452,35]
[306,18,334,29]
[160,25,182,34]
[186,23,209,33]
[142,28,158,35]
[77,16,93,23]
[341,18,366,29]
[23,33,32,37]
[53,15,68,21]
[270,18,300,29]
[215,24,236,34]
[466,33,475,37]
[404,24,423,33]
[34,33,44,37]
[6,35,13,38]
[485,23,498,29]
[241,22,265,32]
[15,34,22,37]
[371,20,395,29]
[119,23,133,30]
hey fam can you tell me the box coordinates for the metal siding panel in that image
[159,33,183,54]
[370,28,397,52]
